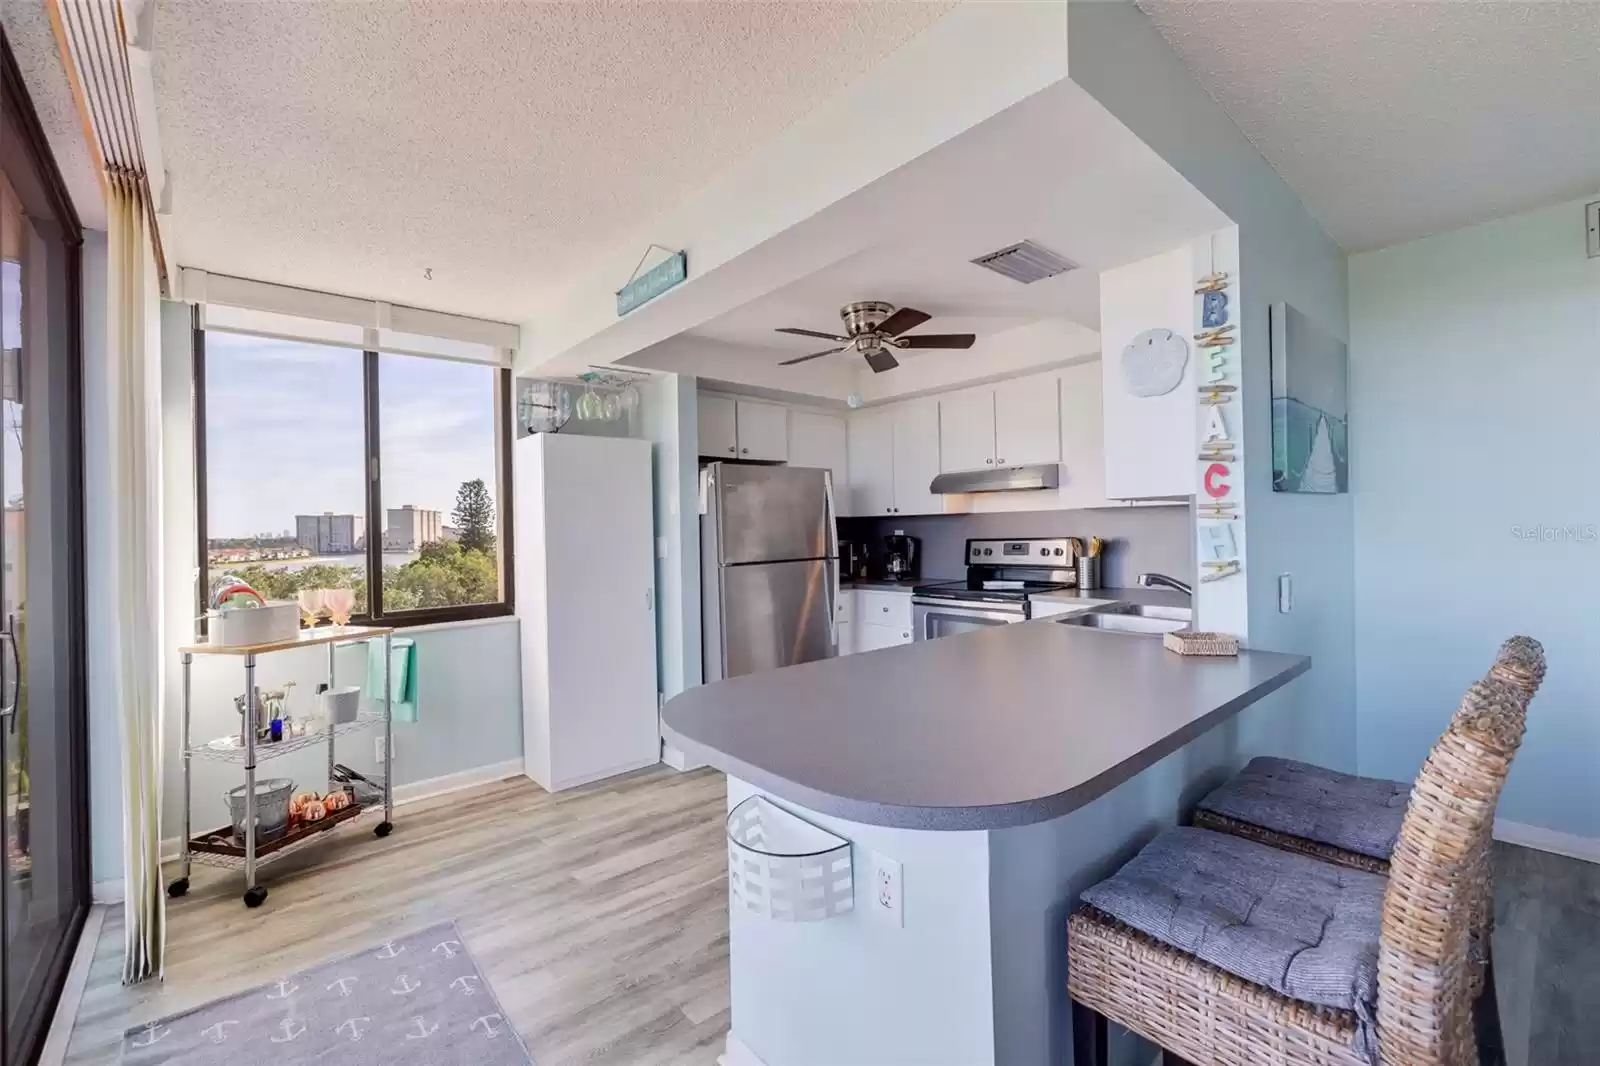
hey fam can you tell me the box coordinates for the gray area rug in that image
[122,921,534,1065]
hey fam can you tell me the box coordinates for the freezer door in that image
[712,463,831,564]
[719,558,836,678]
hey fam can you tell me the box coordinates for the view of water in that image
[222,552,420,573]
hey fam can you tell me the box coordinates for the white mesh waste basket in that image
[726,795,853,922]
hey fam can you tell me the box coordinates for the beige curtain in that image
[107,172,165,983]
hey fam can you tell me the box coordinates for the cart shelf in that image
[188,711,385,764]
[187,803,370,871]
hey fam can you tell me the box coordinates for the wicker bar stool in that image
[1067,673,1529,1066]
[1187,637,1543,1064]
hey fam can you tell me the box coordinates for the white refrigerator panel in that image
[517,433,659,790]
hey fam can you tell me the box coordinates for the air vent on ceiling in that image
[970,240,1078,284]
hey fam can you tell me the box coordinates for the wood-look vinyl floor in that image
[62,767,731,1066]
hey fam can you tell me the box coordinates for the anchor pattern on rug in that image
[119,922,531,1064]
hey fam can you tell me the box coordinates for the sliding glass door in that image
[1,33,88,1066]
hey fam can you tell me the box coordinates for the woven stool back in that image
[1377,676,1527,1066]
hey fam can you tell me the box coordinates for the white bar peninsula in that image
[663,614,1310,1066]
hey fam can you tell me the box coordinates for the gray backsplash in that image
[839,506,1194,588]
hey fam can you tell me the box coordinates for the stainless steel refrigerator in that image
[701,463,838,682]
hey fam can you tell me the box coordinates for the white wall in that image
[1350,195,1600,845]
[1068,0,1353,773]
[853,318,1100,404]
[639,374,702,702]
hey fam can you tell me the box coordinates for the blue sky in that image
[205,332,497,538]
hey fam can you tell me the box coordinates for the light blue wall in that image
[1350,195,1600,841]
[1068,0,1354,772]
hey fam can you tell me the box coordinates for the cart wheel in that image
[167,878,189,899]
[374,821,393,838]
[243,886,268,908]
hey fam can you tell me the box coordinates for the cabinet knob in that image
[881,606,889,613]
[728,446,736,453]
[985,458,993,464]
[902,632,910,639]
[741,447,749,454]
[997,458,1005,465]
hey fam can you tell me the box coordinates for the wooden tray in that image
[189,802,365,858]
[1163,630,1240,657]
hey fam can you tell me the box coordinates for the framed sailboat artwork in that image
[1270,303,1349,494]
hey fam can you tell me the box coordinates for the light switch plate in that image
[869,851,903,927]
[1278,573,1293,614]
[1588,200,1600,259]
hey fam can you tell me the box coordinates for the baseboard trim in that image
[93,758,528,905]
[718,1033,769,1066]
[541,755,661,793]
[38,904,105,1066]
[1495,819,1600,865]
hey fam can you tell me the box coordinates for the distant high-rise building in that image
[295,512,364,554]
[385,505,443,551]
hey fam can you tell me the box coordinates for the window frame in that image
[193,312,516,629]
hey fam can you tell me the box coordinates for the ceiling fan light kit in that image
[775,300,977,373]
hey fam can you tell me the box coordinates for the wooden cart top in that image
[180,625,396,657]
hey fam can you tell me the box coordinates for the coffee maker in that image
[883,533,920,582]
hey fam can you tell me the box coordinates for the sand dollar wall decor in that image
[1121,327,1190,397]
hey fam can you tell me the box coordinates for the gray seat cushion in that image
[1080,827,1386,1062]
[1197,756,1409,861]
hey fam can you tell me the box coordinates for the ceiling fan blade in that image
[877,307,932,337]
[863,349,900,374]
[779,347,846,366]
[896,334,976,350]
[776,327,849,342]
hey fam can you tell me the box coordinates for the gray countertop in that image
[662,618,1309,831]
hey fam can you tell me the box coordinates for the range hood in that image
[929,464,1060,495]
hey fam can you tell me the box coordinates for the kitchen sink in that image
[1056,603,1192,635]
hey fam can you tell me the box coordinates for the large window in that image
[197,325,512,626]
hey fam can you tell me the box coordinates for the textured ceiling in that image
[0,1,106,228]
[152,0,953,321]
[1138,0,1600,251]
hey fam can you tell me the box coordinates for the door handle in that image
[0,626,17,726]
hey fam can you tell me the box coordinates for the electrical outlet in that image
[1588,200,1600,259]
[869,851,903,927]
[375,736,389,763]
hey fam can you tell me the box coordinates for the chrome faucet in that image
[1137,572,1193,597]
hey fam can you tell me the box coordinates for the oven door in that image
[912,600,1025,641]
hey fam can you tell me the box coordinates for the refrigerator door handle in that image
[823,472,839,649]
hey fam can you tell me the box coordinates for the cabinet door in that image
[938,388,996,473]
[698,394,738,458]
[847,409,896,516]
[891,398,943,515]
[789,411,849,515]
[836,619,855,656]
[1058,362,1111,509]
[736,399,789,461]
[856,622,909,653]
[994,375,1060,467]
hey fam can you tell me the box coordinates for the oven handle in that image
[912,601,1026,639]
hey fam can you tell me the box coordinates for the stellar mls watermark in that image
[1511,524,1598,543]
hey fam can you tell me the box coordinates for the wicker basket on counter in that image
[1162,629,1239,657]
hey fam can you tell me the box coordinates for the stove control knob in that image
[1054,547,1065,556]
[983,548,993,556]
[1039,547,1049,557]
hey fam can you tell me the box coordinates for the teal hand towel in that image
[366,637,418,722]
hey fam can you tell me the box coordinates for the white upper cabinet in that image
[697,394,738,459]
[846,400,942,516]
[1100,248,1196,499]
[734,399,789,462]
[938,389,997,472]
[993,375,1061,467]
[698,394,790,461]
[891,398,943,515]
[847,408,896,516]
[788,411,849,515]
[938,375,1060,473]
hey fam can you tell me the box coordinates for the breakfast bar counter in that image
[663,619,1311,1066]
